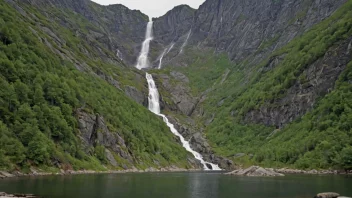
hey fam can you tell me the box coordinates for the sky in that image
[90,0,205,18]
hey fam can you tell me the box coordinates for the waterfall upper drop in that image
[136,21,154,70]
[135,21,221,171]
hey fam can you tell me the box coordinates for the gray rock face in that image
[315,193,340,198]
[157,73,197,116]
[244,37,352,127]
[153,0,346,65]
[76,109,134,167]
[167,116,235,170]
[226,166,285,177]
[124,85,147,106]
[0,192,38,198]
[152,5,195,46]
[16,0,148,66]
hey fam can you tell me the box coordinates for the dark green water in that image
[0,172,351,198]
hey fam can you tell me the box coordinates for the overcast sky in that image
[90,0,205,18]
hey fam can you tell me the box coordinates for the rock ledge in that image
[225,166,284,177]
[0,192,38,198]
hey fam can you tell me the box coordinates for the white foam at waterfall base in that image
[135,22,221,171]
[136,21,153,70]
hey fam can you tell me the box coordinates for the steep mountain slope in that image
[150,0,346,68]
[17,0,149,66]
[1,0,351,172]
[0,0,200,172]
[151,0,352,170]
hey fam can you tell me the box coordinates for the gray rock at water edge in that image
[314,192,340,198]
[0,171,14,178]
[0,192,39,198]
[226,166,284,177]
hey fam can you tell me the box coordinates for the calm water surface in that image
[0,172,351,198]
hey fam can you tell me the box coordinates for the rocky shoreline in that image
[0,192,38,198]
[225,166,352,177]
[275,168,352,175]
[1,166,351,179]
[0,167,202,179]
[225,166,285,177]
[314,192,351,198]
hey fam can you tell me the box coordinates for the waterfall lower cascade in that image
[136,21,221,171]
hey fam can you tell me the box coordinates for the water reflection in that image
[0,172,351,198]
[188,172,219,198]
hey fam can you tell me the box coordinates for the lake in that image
[0,172,351,198]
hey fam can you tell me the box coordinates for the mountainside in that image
[151,0,352,170]
[149,0,346,67]
[18,0,149,65]
[1,0,352,173]
[0,0,201,172]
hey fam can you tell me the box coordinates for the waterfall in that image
[145,73,221,170]
[146,73,161,114]
[136,21,154,69]
[180,30,191,54]
[167,42,175,54]
[136,22,221,171]
[158,42,176,69]
[158,48,167,69]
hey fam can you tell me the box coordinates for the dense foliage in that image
[168,1,352,170]
[0,1,191,171]
[204,1,352,170]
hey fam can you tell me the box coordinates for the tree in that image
[339,146,352,171]
[27,133,52,165]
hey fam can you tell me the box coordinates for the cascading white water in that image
[136,21,154,69]
[136,22,221,171]
[158,43,176,69]
[166,43,175,54]
[146,73,161,114]
[146,73,221,170]
[158,48,167,69]
[180,30,191,54]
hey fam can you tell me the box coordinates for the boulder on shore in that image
[225,166,284,177]
[0,192,38,198]
[314,192,340,198]
[314,192,352,198]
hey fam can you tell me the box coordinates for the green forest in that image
[193,1,352,170]
[0,1,191,172]
[1,0,352,173]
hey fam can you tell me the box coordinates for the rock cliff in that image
[151,0,347,66]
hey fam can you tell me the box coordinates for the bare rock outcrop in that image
[226,166,284,177]
[0,192,38,198]
[77,109,134,167]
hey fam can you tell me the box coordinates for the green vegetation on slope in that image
[204,1,352,170]
[0,1,191,171]
[164,1,352,170]
[255,61,352,170]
